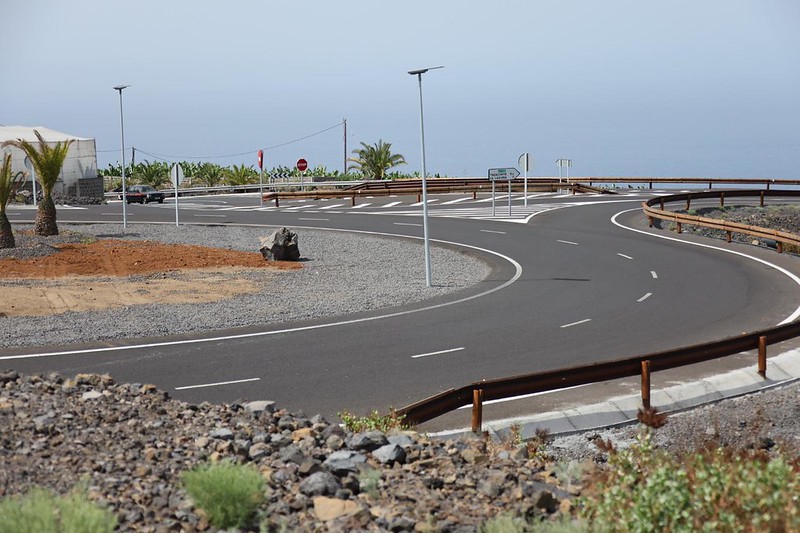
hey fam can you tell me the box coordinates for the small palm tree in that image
[134,160,170,188]
[195,162,225,187]
[0,153,26,248]
[2,130,73,236]
[224,164,257,186]
[348,140,406,180]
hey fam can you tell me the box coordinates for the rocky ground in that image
[1,205,799,530]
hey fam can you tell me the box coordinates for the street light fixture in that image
[113,84,130,229]
[408,65,443,288]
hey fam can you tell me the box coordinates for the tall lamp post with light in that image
[408,65,443,288]
[113,85,130,229]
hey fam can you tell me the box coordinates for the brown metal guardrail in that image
[395,188,800,432]
[262,180,608,207]
[643,189,800,252]
[398,316,800,433]
[263,180,600,207]
[568,177,800,189]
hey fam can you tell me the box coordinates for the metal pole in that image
[508,179,512,216]
[523,155,528,208]
[492,180,496,217]
[343,118,347,176]
[113,85,129,229]
[409,68,443,287]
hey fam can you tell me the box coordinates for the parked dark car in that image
[124,185,165,204]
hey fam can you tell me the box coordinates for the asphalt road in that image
[4,189,800,429]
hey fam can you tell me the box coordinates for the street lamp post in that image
[113,85,129,229]
[408,65,443,288]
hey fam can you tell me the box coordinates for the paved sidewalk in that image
[430,348,800,441]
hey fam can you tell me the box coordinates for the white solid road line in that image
[0,230,522,362]
[651,271,658,279]
[298,218,329,221]
[480,229,507,235]
[411,347,465,359]
[394,222,422,227]
[561,318,592,328]
[175,377,260,390]
[557,239,578,245]
[617,253,633,260]
[637,292,653,302]
[194,214,226,217]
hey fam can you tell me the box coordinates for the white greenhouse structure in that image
[0,126,102,199]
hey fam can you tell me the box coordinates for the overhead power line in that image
[133,121,345,161]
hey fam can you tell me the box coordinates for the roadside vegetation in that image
[181,461,265,530]
[0,487,117,533]
[2,129,73,236]
[0,152,25,248]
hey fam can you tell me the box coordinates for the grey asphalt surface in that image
[4,190,800,430]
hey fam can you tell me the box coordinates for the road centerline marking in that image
[561,318,591,328]
[175,377,260,390]
[411,347,465,359]
[298,218,329,221]
[194,214,227,218]
[637,292,653,302]
[480,229,507,235]
[617,253,633,260]
[651,271,658,279]
[557,240,578,245]
[394,222,422,227]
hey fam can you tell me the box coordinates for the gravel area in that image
[0,224,491,348]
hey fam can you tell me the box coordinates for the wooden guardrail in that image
[395,188,800,432]
[643,189,800,252]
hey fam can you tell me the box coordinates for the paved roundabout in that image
[4,189,800,431]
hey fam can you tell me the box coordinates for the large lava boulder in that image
[260,227,300,261]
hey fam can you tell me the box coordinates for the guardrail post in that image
[778,242,784,254]
[758,336,767,378]
[648,216,654,228]
[471,389,484,433]
[275,197,280,207]
[473,191,477,200]
[760,191,765,207]
[686,197,691,210]
[351,194,356,207]
[720,192,725,207]
[676,222,682,234]
[417,193,421,203]
[649,181,652,189]
[659,199,664,210]
[726,231,732,243]
[641,360,651,410]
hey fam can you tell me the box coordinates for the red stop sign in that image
[296,158,308,172]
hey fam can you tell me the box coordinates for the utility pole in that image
[343,118,347,176]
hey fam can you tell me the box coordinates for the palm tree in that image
[224,164,257,186]
[194,162,225,187]
[2,130,73,236]
[347,140,406,180]
[133,160,170,188]
[0,153,26,248]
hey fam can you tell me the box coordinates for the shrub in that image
[579,430,800,532]
[182,460,265,529]
[337,409,408,433]
[0,487,117,533]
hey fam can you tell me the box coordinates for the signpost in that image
[488,167,520,217]
[297,158,308,191]
[556,158,572,184]
[518,153,533,207]
[23,157,37,207]
[170,163,184,226]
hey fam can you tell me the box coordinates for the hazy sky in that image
[3,1,799,178]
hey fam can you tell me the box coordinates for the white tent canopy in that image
[0,126,99,198]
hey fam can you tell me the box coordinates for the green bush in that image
[182,460,265,529]
[0,487,117,533]
[337,409,408,433]
[579,430,800,532]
